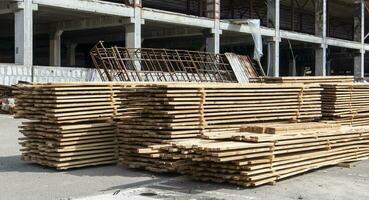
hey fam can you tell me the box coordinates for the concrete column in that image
[14,0,33,67]
[125,0,143,72]
[289,58,297,76]
[205,0,221,54]
[315,0,327,76]
[125,0,142,49]
[66,43,77,66]
[353,0,365,77]
[267,0,280,77]
[49,30,63,66]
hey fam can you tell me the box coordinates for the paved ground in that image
[1,113,369,200]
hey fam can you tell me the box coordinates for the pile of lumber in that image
[116,83,322,172]
[322,83,369,126]
[15,83,122,169]
[172,122,369,187]
[116,85,202,172]
[0,84,13,98]
[15,83,121,123]
[19,122,117,169]
[262,76,354,84]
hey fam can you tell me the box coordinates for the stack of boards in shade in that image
[116,83,323,172]
[322,83,369,126]
[262,76,354,84]
[167,122,369,187]
[15,83,122,170]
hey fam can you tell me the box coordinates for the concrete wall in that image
[0,64,101,85]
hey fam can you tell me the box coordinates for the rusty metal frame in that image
[90,41,238,82]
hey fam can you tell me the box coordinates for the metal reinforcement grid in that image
[90,41,238,83]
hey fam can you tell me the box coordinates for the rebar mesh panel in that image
[90,41,237,83]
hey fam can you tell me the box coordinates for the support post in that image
[267,0,280,77]
[66,42,77,66]
[125,0,143,71]
[205,0,221,54]
[125,0,142,49]
[354,0,365,78]
[14,0,33,67]
[315,0,327,76]
[49,29,63,66]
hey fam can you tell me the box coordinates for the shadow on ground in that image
[0,155,164,178]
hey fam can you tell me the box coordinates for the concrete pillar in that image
[315,0,327,76]
[14,0,33,67]
[205,0,221,54]
[289,59,297,76]
[125,0,142,49]
[353,0,365,78]
[49,30,63,66]
[66,43,77,66]
[327,59,332,76]
[267,0,280,77]
[125,0,143,72]
[315,48,325,75]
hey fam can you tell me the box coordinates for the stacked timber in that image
[15,83,122,123]
[263,76,354,85]
[174,122,369,187]
[116,85,203,172]
[116,83,322,172]
[15,83,123,169]
[0,84,13,98]
[322,83,369,126]
[19,122,117,169]
[197,83,322,129]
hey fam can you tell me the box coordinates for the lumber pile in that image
[116,85,203,172]
[262,76,354,84]
[0,84,13,98]
[15,83,121,123]
[116,83,322,172]
[173,122,369,187]
[19,122,117,169]
[15,83,122,169]
[322,83,369,126]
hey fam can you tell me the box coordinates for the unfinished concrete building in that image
[0,0,368,85]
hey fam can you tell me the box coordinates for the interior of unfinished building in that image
[0,0,369,85]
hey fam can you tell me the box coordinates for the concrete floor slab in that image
[0,114,368,200]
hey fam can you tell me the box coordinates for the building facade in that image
[0,0,367,85]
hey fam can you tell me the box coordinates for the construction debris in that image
[225,53,265,83]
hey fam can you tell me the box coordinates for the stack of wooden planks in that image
[15,83,123,169]
[262,76,354,84]
[322,83,369,126]
[172,122,369,187]
[15,83,122,123]
[0,84,13,98]
[116,83,322,172]
[116,85,203,172]
[19,122,117,169]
